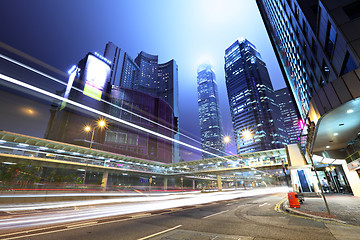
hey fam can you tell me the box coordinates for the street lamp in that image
[242,129,252,140]
[223,136,231,144]
[181,177,184,193]
[83,119,107,185]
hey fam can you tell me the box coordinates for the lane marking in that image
[202,210,229,219]
[66,221,97,229]
[274,197,359,228]
[137,225,182,240]
[132,213,152,218]
[226,203,233,206]
[274,198,286,212]
[132,189,144,195]
[259,202,268,207]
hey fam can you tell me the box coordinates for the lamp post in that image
[181,177,183,193]
[149,177,152,194]
[83,119,106,185]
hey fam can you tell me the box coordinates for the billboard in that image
[83,54,110,101]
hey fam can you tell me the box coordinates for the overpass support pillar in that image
[217,174,222,191]
[101,171,109,191]
[163,177,168,191]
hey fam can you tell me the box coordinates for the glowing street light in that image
[83,119,107,185]
[242,130,252,139]
[223,136,231,144]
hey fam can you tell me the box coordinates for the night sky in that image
[0,0,286,160]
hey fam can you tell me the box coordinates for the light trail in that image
[0,53,282,176]
[0,72,231,162]
[0,53,230,157]
[0,187,290,230]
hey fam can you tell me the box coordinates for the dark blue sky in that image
[0,0,286,159]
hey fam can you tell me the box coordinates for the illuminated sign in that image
[83,54,110,101]
[60,66,78,110]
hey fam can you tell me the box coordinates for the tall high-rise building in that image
[275,87,301,144]
[120,52,140,89]
[256,0,360,121]
[135,51,180,162]
[224,38,287,154]
[256,0,360,157]
[135,51,159,96]
[197,63,225,159]
[104,45,180,162]
[103,42,139,88]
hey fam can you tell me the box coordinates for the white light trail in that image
[0,54,229,157]
[0,73,230,162]
[0,187,290,229]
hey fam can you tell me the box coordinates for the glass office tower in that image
[256,0,360,121]
[197,63,225,159]
[275,87,301,144]
[224,38,287,154]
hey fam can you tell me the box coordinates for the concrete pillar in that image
[342,164,360,197]
[163,176,168,191]
[101,171,109,191]
[192,180,195,190]
[217,174,222,191]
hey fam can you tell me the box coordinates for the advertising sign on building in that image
[83,54,110,101]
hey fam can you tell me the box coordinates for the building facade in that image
[257,0,360,196]
[197,64,225,159]
[224,38,287,154]
[275,87,301,144]
[103,44,180,162]
[135,51,180,162]
[103,42,140,88]
[45,51,176,164]
[106,86,175,163]
[256,0,360,122]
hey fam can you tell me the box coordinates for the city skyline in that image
[0,0,287,160]
[1,1,360,237]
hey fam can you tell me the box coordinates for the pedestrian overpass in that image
[0,130,288,190]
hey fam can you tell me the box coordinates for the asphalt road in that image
[1,193,359,240]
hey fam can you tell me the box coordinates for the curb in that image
[281,201,347,224]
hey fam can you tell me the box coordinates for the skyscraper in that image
[224,38,287,154]
[256,0,360,156]
[275,87,301,144]
[119,52,140,89]
[103,42,124,86]
[135,51,180,162]
[197,63,225,159]
[256,0,360,121]
[135,51,158,96]
[103,42,139,88]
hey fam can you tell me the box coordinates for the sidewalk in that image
[283,193,360,226]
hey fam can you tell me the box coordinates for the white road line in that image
[66,221,97,229]
[259,203,268,207]
[137,225,182,240]
[202,210,229,219]
[226,203,233,206]
[132,213,152,218]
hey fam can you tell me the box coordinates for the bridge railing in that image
[0,146,168,174]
